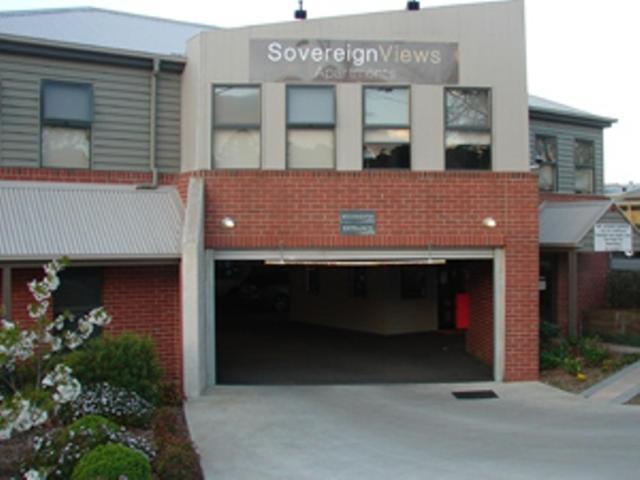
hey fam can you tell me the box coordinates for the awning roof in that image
[539,200,612,248]
[0,181,184,261]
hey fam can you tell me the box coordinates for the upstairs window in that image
[363,87,410,169]
[41,80,93,169]
[212,86,261,169]
[534,135,557,191]
[445,88,491,170]
[574,139,595,193]
[287,86,335,169]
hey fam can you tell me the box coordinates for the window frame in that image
[362,85,411,170]
[40,79,94,169]
[211,84,262,170]
[286,85,336,170]
[534,134,558,192]
[574,138,595,194]
[444,87,492,171]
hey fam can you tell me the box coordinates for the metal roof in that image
[0,7,215,56]
[0,181,184,261]
[528,95,616,127]
[539,200,612,247]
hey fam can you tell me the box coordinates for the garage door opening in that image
[215,260,493,384]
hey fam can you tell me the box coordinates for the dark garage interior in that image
[215,260,493,384]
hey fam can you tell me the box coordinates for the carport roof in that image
[0,181,184,261]
[539,200,612,248]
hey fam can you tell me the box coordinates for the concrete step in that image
[583,360,640,404]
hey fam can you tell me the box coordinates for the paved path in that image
[583,360,640,404]
[186,382,640,480]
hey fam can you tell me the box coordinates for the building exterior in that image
[0,1,633,397]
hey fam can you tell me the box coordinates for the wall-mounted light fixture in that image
[482,217,497,228]
[407,1,420,11]
[221,216,236,229]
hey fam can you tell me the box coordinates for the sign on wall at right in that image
[594,223,632,252]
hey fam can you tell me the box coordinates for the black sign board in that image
[340,210,376,236]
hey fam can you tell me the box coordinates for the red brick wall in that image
[0,167,178,185]
[102,265,182,384]
[466,261,494,366]
[0,265,182,385]
[577,252,609,331]
[197,170,540,381]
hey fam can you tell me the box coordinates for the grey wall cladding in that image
[0,54,181,172]
[529,118,604,195]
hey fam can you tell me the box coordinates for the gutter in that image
[137,58,160,190]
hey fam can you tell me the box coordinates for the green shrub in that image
[540,350,563,370]
[600,332,640,348]
[540,321,560,343]
[64,332,163,404]
[72,443,152,480]
[60,382,154,428]
[580,337,609,367]
[25,414,155,479]
[561,357,583,376]
[606,270,640,308]
[154,437,202,480]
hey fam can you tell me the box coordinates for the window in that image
[53,268,103,317]
[41,80,93,168]
[287,86,335,169]
[534,135,557,191]
[445,88,491,170]
[363,87,410,169]
[574,139,595,193]
[212,86,261,168]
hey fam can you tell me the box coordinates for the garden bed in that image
[540,353,640,394]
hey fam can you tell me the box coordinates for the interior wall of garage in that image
[290,267,438,335]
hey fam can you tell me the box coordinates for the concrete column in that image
[411,85,444,171]
[336,84,362,171]
[2,267,11,320]
[493,248,506,382]
[568,250,578,337]
[182,177,206,398]
[262,83,286,170]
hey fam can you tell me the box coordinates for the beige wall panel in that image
[336,84,361,171]
[183,0,528,173]
[412,86,444,171]
[262,83,286,170]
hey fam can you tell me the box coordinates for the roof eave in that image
[0,33,186,72]
[529,108,617,129]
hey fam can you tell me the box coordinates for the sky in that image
[0,0,637,184]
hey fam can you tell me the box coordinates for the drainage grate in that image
[452,390,499,400]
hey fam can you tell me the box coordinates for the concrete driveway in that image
[186,382,640,480]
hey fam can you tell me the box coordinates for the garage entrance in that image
[215,259,494,384]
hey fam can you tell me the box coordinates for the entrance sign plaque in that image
[594,223,632,252]
[340,211,376,236]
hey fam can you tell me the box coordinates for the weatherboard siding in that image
[529,118,604,195]
[0,54,180,172]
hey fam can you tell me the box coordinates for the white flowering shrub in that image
[23,414,155,480]
[0,258,113,440]
[61,382,154,428]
